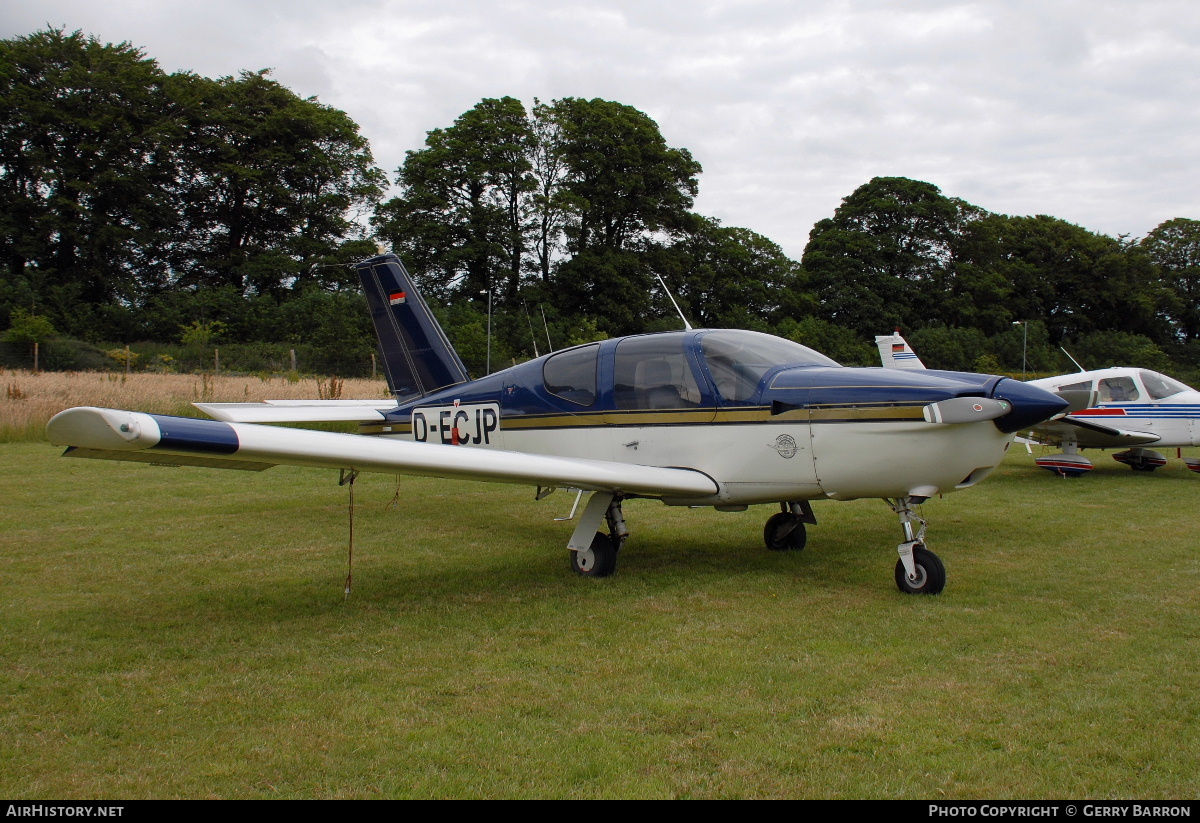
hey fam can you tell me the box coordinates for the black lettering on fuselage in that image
[411,403,500,446]
[482,407,498,444]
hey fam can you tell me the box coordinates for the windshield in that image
[700,330,838,403]
[1141,370,1192,400]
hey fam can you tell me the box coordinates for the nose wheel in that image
[894,543,945,594]
[887,497,945,595]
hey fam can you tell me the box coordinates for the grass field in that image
[2,440,1199,799]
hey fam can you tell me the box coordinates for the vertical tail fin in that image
[875,331,926,370]
[356,254,470,400]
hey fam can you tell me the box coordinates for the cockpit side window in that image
[1056,380,1092,394]
[613,336,702,410]
[1141,371,1190,400]
[543,344,598,406]
[1098,376,1139,403]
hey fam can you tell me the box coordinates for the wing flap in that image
[48,407,718,498]
[64,447,276,471]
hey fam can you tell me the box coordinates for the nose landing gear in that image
[887,496,946,595]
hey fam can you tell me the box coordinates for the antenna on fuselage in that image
[539,305,554,352]
[654,273,693,331]
[1060,347,1086,373]
[522,300,540,358]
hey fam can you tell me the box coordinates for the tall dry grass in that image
[1,369,392,441]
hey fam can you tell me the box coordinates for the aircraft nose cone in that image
[990,378,1069,433]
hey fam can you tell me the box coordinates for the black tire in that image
[1131,463,1158,472]
[764,512,807,551]
[571,532,618,578]
[894,545,946,595]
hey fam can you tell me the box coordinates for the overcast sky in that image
[5,0,1198,259]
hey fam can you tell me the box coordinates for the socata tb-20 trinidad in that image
[47,254,1067,594]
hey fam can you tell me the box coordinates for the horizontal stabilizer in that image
[195,400,396,423]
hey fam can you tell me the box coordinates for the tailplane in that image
[875,331,926,370]
[356,253,470,400]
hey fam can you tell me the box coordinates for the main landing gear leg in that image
[886,496,946,595]
[567,492,626,578]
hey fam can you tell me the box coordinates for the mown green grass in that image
[2,443,1198,798]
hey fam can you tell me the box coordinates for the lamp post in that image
[1013,320,1027,380]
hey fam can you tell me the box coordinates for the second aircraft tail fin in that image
[875,331,927,370]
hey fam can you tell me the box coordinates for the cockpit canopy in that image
[540,329,840,410]
[1055,370,1194,403]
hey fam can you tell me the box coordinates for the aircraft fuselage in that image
[365,329,1062,505]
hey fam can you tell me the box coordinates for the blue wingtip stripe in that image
[148,414,240,455]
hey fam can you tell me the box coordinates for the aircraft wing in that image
[47,407,719,498]
[194,400,397,423]
[1022,416,1162,449]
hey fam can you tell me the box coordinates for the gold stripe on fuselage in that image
[359,404,927,435]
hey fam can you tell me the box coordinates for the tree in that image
[2,308,56,369]
[372,97,533,305]
[961,215,1166,345]
[801,178,969,337]
[0,28,177,333]
[1140,218,1200,341]
[167,70,385,296]
[656,217,807,329]
[547,98,702,256]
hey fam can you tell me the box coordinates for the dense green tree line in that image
[3,28,1200,381]
[0,28,383,365]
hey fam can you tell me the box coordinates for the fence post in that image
[290,348,297,372]
[371,352,376,380]
[125,345,131,377]
[33,341,38,373]
[214,348,219,376]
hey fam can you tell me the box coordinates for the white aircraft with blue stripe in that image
[877,331,1200,477]
[46,255,1068,595]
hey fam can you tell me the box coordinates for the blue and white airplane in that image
[877,331,1200,477]
[46,255,1067,594]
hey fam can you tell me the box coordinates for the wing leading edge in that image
[47,407,719,498]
